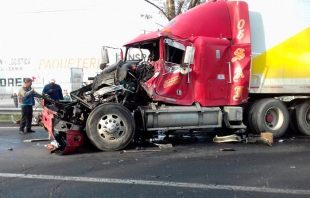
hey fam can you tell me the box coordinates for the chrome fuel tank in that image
[138,103,222,131]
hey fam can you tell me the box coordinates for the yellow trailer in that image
[243,0,310,137]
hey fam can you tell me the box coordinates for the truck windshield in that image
[127,47,150,62]
[126,40,160,62]
[164,38,185,64]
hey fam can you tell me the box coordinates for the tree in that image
[144,0,206,21]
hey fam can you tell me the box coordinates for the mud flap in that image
[62,130,85,154]
[52,130,85,155]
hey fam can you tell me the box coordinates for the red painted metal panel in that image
[227,1,251,105]
[128,1,251,107]
[229,45,251,105]
[124,31,164,46]
[125,1,233,46]
[41,105,57,139]
[161,1,232,40]
[192,37,232,106]
[226,1,251,45]
[62,130,85,155]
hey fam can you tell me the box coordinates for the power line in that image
[0,3,109,14]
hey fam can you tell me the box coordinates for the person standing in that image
[42,79,64,101]
[19,78,35,134]
[11,93,18,108]
[63,90,71,101]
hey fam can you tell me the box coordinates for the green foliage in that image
[0,114,21,121]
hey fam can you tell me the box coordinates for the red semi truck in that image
[38,0,310,154]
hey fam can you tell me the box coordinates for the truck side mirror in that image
[101,47,109,64]
[183,46,195,65]
[119,48,124,61]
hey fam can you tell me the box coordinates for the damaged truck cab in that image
[120,0,250,141]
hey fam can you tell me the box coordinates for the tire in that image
[287,99,303,134]
[288,108,299,134]
[295,100,310,136]
[243,100,258,133]
[250,98,289,138]
[86,103,135,151]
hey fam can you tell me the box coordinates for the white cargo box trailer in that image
[0,68,83,98]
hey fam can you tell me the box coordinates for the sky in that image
[0,0,168,59]
[0,0,169,95]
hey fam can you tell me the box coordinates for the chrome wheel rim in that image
[97,114,125,140]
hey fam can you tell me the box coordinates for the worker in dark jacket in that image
[11,93,18,108]
[18,78,35,134]
[42,79,64,101]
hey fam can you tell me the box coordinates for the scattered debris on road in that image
[279,140,284,143]
[120,149,161,154]
[23,138,50,143]
[154,143,173,149]
[220,148,236,151]
[260,132,273,143]
[7,148,13,151]
[213,134,241,143]
[213,133,273,146]
[44,140,60,151]
[246,136,272,146]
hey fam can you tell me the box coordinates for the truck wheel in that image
[295,100,310,136]
[243,100,258,133]
[251,99,289,138]
[287,99,303,134]
[86,103,135,151]
[288,108,299,134]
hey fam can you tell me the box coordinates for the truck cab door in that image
[155,39,190,100]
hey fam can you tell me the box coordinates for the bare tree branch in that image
[176,0,185,15]
[188,0,199,9]
[144,0,204,21]
[167,0,176,20]
[144,0,170,20]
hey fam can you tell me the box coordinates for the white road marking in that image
[0,173,309,195]
[0,126,41,129]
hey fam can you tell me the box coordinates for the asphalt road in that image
[0,122,310,198]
